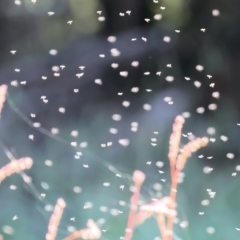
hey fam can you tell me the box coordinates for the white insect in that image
[120,71,128,77]
[76,73,84,78]
[48,12,55,16]
[95,79,102,85]
[29,135,34,140]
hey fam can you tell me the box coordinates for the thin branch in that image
[0,157,33,183]
[46,198,66,240]
[124,170,145,240]
[166,116,209,240]
[168,116,185,180]
[64,219,101,240]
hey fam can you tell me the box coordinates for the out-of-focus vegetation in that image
[0,0,240,239]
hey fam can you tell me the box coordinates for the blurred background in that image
[0,0,240,239]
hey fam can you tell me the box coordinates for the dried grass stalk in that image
[124,170,145,240]
[137,197,177,240]
[176,137,209,171]
[166,117,209,240]
[0,157,33,183]
[64,219,101,240]
[46,198,66,240]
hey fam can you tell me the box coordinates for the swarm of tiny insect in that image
[0,85,209,240]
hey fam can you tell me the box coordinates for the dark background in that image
[0,0,240,239]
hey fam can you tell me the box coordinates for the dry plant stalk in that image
[135,197,176,226]
[124,170,145,240]
[0,157,33,183]
[139,198,176,240]
[166,116,209,240]
[125,116,209,240]
[46,198,66,240]
[124,173,175,240]
[64,219,101,240]
[168,116,185,180]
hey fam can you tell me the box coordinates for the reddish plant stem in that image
[64,231,81,240]
[166,170,179,240]
[124,185,141,240]
[64,219,101,240]
[46,198,66,240]
[169,161,175,185]
[157,213,167,240]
